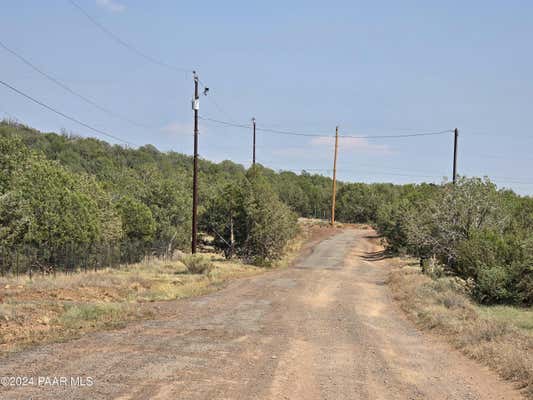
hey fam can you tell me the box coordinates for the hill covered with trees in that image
[336,180,533,305]
[1,120,531,305]
[0,120,330,272]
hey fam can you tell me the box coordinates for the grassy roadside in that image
[0,255,260,356]
[390,264,533,398]
[0,219,331,357]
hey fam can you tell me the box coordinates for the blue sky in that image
[1,1,532,193]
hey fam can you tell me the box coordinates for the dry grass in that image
[478,305,533,334]
[390,265,533,398]
[0,257,260,355]
[0,220,321,357]
[180,254,215,274]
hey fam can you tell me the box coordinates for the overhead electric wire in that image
[0,79,137,146]
[272,167,443,179]
[206,96,236,122]
[68,0,231,128]
[342,129,453,139]
[68,1,232,133]
[200,116,249,129]
[491,178,533,186]
[207,155,533,186]
[68,0,192,74]
[199,116,453,139]
[0,39,156,130]
[210,158,533,185]
[196,77,237,122]
[468,175,533,185]
[198,156,446,180]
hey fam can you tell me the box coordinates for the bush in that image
[201,169,298,264]
[475,265,516,304]
[335,183,377,223]
[377,178,533,306]
[60,303,126,329]
[457,231,532,305]
[180,254,214,274]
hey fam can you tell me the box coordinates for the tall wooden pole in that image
[191,72,199,253]
[453,128,458,185]
[331,126,339,225]
[252,117,256,165]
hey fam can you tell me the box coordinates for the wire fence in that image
[0,240,176,278]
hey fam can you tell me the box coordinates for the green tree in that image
[202,169,298,263]
[0,148,121,268]
[117,196,156,243]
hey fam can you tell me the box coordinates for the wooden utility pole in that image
[453,128,458,185]
[331,126,339,225]
[252,117,256,165]
[191,72,199,253]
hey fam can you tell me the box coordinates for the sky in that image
[1,0,532,193]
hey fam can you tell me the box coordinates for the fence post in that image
[15,249,20,277]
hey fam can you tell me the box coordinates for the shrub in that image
[180,254,214,274]
[379,178,533,306]
[457,231,532,305]
[59,303,125,329]
[475,265,516,304]
[201,169,298,264]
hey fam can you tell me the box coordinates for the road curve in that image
[0,227,523,399]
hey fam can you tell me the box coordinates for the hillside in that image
[1,120,532,398]
[0,120,332,270]
[1,119,532,307]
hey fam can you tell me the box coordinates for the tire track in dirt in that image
[0,227,523,399]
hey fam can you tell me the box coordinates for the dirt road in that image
[0,228,523,399]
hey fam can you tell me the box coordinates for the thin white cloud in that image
[96,0,126,13]
[161,122,203,137]
[272,147,316,158]
[310,136,392,155]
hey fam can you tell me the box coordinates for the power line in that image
[0,79,137,146]
[203,152,533,185]
[197,78,237,122]
[67,2,228,135]
[470,176,533,186]
[265,126,454,139]
[276,167,442,179]
[213,156,533,185]
[0,39,156,130]
[206,96,236,122]
[243,162,533,186]
[199,116,453,139]
[68,0,192,74]
[200,116,249,129]
[492,179,533,186]
[199,116,330,136]
[200,157,446,179]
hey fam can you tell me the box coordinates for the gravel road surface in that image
[0,227,522,399]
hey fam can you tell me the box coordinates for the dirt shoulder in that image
[0,226,524,400]
[389,262,533,398]
[0,221,335,357]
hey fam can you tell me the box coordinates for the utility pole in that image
[453,128,458,185]
[331,126,339,225]
[252,117,256,165]
[191,71,199,254]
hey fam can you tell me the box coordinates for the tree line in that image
[1,120,531,305]
[0,120,314,274]
[336,180,533,306]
